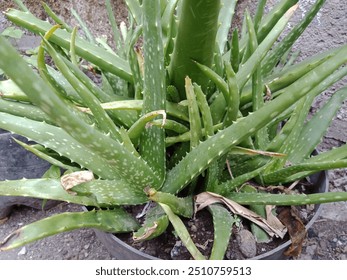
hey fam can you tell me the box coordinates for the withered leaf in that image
[60,170,94,194]
[195,192,287,238]
[278,206,307,257]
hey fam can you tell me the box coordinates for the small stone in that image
[18,247,27,256]
[190,224,197,232]
[84,244,90,250]
[236,229,257,258]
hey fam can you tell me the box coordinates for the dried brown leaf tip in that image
[60,170,94,194]
[278,206,307,257]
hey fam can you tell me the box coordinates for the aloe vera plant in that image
[0,0,347,259]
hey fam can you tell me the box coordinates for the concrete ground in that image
[0,0,346,260]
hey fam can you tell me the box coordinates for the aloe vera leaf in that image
[133,212,169,241]
[240,46,343,108]
[205,6,298,113]
[168,0,221,97]
[256,0,298,44]
[69,26,79,66]
[0,99,53,124]
[90,100,189,122]
[216,0,237,54]
[226,191,347,206]
[208,204,234,260]
[167,85,180,103]
[71,8,95,44]
[128,47,144,100]
[105,0,124,56]
[185,77,202,149]
[262,0,326,76]
[0,37,160,187]
[159,203,205,260]
[263,160,347,185]
[266,63,347,132]
[247,11,268,150]
[194,83,214,137]
[267,65,347,158]
[151,119,188,134]
[37,25,86,108]
[0,209,140,251]
[13,138,81,172]
[43,38,122,141]
[124,0,142,24]
[237,5,297,91]
[0,79,28,102]
[228,29,239,73]
[223,63,240,128]
[0,113,120,179]
[146,188,193,218]
[289,87,347,163]
[61,57,139,128]
[266,94,314,168]
[71,179,148,206]
[61,57,128,102]
[140,0,166,182]
[214,164,269,195]
[128,110,166,141]
[161,0,178,57]
[0,178,96,206]
[253,0,267,32]
[13,0,30,12]
[305,145,347,164]
[41,2,72,32]
[194,61,228,100]
[161,44,347,194]
[193,62,227,123]
[5,9,133,82]
[165,123,223,146]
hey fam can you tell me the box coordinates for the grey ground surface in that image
[0,0,346,260]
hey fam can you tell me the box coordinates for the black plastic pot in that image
[0,130,57,219]
[93,169,328,260]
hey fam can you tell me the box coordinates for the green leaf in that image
[5,9,133,82]
[208,204,234,260]
[0,209,140,251]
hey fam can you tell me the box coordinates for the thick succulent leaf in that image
[0,99,53,124]
[289,87,347,163]
[0,113,119,179]
[256,0,298,44]
[168,0,221,97]
[133,205,169,242]
[262,0,326,75]
[216,0,237,54]
[226,191,347,206]
[141,0,166,182]
[237,4,297,91]
[159,203,205,260]
[72,179,148,206]
[0,178,97,206]
[5,9,133,82]
[13,139,81,172]
[146,188,193,218]
[263,160,347,185]
[207,204,235,260]
[0,209,140,251]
